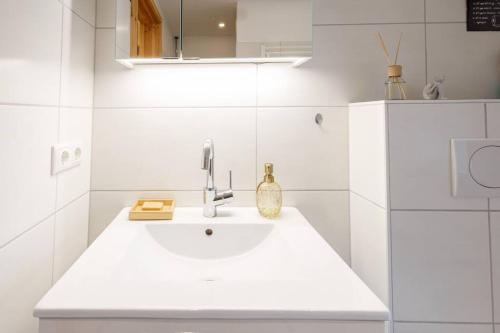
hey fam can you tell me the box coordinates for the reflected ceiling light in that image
[218,22,226,28]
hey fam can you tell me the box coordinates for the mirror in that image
[116,0,181,59]
[116,0,313,66]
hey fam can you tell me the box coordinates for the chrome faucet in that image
[201,139,234,217]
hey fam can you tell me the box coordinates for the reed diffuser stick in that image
[376,32,391,65]
[394,33,402,64]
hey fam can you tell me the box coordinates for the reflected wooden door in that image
[131,0,163,57]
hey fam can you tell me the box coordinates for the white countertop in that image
[34,207,389,321]
[350,99,500,107]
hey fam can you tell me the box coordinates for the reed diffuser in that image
[376,32,407,100]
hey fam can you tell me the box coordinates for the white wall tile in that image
[0,106,58,247]
[2,2,94,333]
[257,107,348,190]
[60,8,96,108]
[282,191,350,263]
[61,0,96,26]
[57,108,92,209]
[91,107,256,191]
[487,102,500,138]
[97,0,116,28]
[0,216,54,333]
[394,323,493,333]
[314,0,424,25]
[53,193,90,282]
[349,103,388,209]
[94,29,257,108]
[427,24,500,99]
[0,0,62,105]
[487,103,500,210]
[388,103,487,210]
[391,211,492,322]
[491,212,500,323]
[257,24,426,107]
[425,0,466,23]
[350,193,389,306]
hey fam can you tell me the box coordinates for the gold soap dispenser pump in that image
[256,163,282,218]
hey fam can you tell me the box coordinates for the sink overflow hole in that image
[205,228,213,236]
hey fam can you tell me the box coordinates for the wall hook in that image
[315,113,324,125]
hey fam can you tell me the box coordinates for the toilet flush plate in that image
[451,139,500,197]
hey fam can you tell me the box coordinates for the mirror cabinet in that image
[115,0,313,67]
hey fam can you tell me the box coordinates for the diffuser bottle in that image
[376,33,407,100]
[385,64,407,100]
[256,163,282,219]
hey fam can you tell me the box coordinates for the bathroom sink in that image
[35,207,389,324]
[146,223,274,260]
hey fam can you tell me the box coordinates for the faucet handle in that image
[229,170,233,190]
[201,139,212,170]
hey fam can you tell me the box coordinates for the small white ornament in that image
[423,76,445,100]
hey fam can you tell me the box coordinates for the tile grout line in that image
[489,208,496,328]
[313,21,466,27]
[58,0,96,28]
[386,103,395,333]
[50,2,66,285]
[392,208,492,212]
[89,103,500,110]
[0,191,90,252]
[88,0,99,247]
[92,105,349,110]
[350,190,387,211]
[0,102,93,109]
[0,214,54,252]
[3,103,350,110]
[255,64,259,189]
[89,189,351,192]
[485,103,489,138]
[394,320,495,325]
[0,102,60,108]
[485,104,494,329]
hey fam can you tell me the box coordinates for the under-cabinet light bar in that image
[116,57,311,69]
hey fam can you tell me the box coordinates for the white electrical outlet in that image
[51,143,83,175]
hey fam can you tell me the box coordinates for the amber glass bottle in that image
[256,163,282,218]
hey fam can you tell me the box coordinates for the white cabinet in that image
[349,100,499,327]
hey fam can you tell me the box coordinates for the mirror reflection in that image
[116,0,313,61]
[183,0,312,59]
[182,0,237,59]
[116,0,181,59]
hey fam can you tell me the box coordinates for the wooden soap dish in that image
[129,199,175,221]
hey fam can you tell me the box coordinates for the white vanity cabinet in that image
[349,100,500,331]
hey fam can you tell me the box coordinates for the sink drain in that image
[205,228,213,236]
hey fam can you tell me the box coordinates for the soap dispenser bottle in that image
[256,163,282,218]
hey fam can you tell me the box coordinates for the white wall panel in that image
[388,103,487,210]
[392,211,492,322]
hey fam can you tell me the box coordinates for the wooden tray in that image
[129,199,175,221]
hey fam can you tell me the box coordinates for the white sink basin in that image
[34,207,389,323]
[146,223,274,260]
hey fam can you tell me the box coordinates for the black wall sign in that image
[467,0,500,31]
